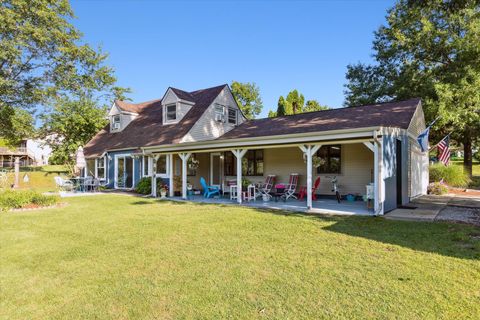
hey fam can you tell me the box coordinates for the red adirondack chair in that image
[298,176,320,201]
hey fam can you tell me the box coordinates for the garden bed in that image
[0,190,60,212]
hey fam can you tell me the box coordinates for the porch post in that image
[179,153,191,200]
[299,145,321,210]
[372,141,384,215]
[232,149,247,204]
[151,155,158,197]
[168,154,174,197]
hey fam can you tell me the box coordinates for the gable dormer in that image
[108,101,139,133]
[161,88,195,125]
[181,85,246,143]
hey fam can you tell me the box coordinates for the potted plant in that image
[242,177,251,191]
[159,184,168,199]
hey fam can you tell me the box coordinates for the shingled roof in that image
[218,98,421,141]
[83,84,227,157]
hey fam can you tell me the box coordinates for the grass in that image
[1,195,479,319]
[2,165,69,192]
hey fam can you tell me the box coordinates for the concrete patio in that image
[169,195,372,215]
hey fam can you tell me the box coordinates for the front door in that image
[115,155,134,189]
[210,153,222,188]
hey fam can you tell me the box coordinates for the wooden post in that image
[231,149,247,204]
[299,145,321,210]
[179,153,191,199]
[151,155,158,197]
[13,156,20,188]
[168,154,174,197]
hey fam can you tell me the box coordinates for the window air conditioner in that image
[113,122,120,130]
[215,114,225,123]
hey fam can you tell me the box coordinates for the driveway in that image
[385,194,480,226]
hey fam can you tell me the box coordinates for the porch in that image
[169,194,372,215]
[145,138,383,216]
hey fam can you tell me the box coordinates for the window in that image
[142,156,150,177]
[166,104,176,121]
[112,115,121,130]
[316,145,341,174]
[224,150,263,176]
[86,159,95,177]
[154,155,167,175]
[96,157,106,180]
[228,107,237,125]
[214,104,225,116]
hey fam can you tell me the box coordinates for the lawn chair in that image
[281,173,299,200]
[298,176,320,201]
[54,176,74,192]
[256,175,276,200]
[200,177,220,198]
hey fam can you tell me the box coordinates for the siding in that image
[407,103,426,137]
[407,103,429,199]
[181,87,245,143]
[162,89,193,125]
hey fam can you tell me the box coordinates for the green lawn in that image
[3,165,69,192]
[1,195,479,319]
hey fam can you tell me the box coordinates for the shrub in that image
[135,177,151,195]
[427,182,448,195]
[429,163,471,187]
[0,190,60,211]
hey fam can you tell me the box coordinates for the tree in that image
[40,96,109,167]
[343,0,480,176]
[0,0,128,144]
[286,90,305,114]
[304,100,330,112]
[230,81,263,119]
[276,96,287,116]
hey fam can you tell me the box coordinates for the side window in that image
[154,155,167,175]
[142,156,150,177]
[228,107,237,125]
[316,145,342,174]
[214,104,225,116]
[166,104,176,121]
[97,157,106,180]
[112,115,121,130]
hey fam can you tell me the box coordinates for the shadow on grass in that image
[171,199,479,260]
[131,200,152,205]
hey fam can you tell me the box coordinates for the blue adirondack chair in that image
[200,177,220,198]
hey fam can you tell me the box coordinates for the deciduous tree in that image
[230,81,263,119]
[343,0,480,176]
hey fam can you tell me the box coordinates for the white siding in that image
[181,87,245,143]
[162,89,193,125]
[407,103,429,198]
[109,104,137,133]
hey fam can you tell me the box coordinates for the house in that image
[83,84,429,215]
[0,139,51,167]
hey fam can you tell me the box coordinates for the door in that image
[396,139,403,205]
[115,155,134,189]
[210,153,222,188]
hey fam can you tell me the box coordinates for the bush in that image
[429,163,471,187]
[135,177,152,195]
[0,190,60,211]
[427,182,448,195]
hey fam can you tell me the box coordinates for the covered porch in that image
[145,130,385,216]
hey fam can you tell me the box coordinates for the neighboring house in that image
[84,84,429,215]
[0,139,51,167]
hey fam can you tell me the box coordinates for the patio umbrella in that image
[76,146,86,173]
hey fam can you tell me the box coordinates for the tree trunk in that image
[464,135,473,178]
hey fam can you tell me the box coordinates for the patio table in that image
[271,188,286,202]
[70,177,86,192]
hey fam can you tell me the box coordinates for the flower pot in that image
[262,194,270,202]
[160,190,167,199]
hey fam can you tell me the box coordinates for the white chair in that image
[54,176,74,191]
[256,175,276,200]
[282,173,299,200]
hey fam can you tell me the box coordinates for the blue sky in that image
[71,0,394,117]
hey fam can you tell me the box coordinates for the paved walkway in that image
[385,194,480,225]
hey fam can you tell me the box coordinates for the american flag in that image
[438,135,451,166]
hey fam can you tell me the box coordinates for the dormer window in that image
[166,104,176,121]
[228,107,237,125]
[112,115,121,130]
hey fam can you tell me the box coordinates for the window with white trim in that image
[166,104,176,121]
[214,104,225,116]
[96,157,106,180]
[154,155,167,175]
[112,115,121,130]
[228,107,237,125]
[142,156,150,177]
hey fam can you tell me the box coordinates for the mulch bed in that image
[7,202,67,212]
[448,188,480,197]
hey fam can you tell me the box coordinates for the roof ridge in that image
[256,97,422,122]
